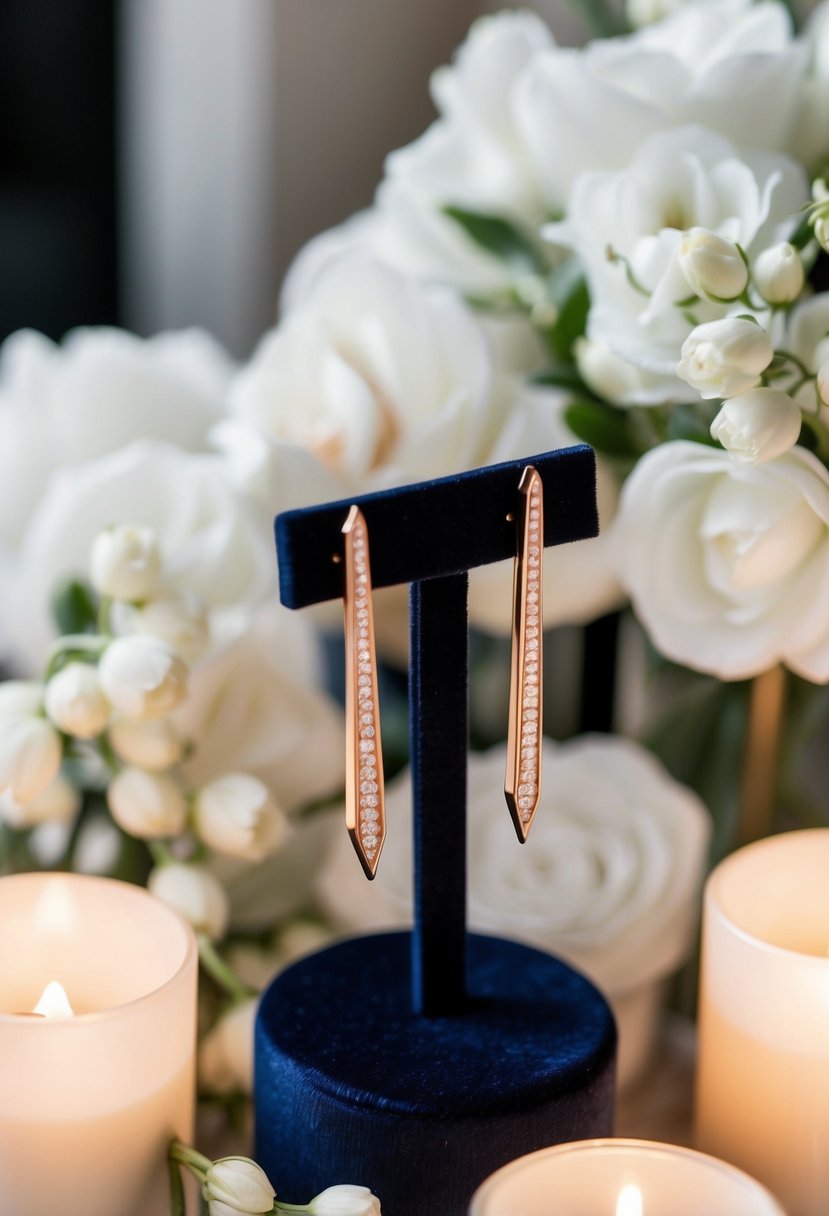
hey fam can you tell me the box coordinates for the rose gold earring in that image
[342,506,385,879]
[505,467,543,842]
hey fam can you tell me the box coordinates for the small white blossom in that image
[98,635,187,720]
[678,229,748,302]
[90,524,161,602]
[0,716,62,806]
[0,774,80,829]
[0,681,44,718]
[309,1185,383,1215]
[114,592,209,662]
[198,998,257,1096]
[194,774,288,861]
[677,318,773,400]
[107,767,187,839]
[817,362,829,407]
[148,862,229,939]
[710,387,802,464]
[752,242,804,305]
[203,1156,275,1216]
[44,662,110,739]
[108,716,183,771]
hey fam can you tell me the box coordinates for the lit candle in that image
[0,872,197,1216]
[697,829,829,1216]
[469,1139,786,1215]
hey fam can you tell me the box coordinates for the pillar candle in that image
[697,829,829,1216]
[0,872,197,1216]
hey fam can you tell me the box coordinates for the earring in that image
[342,505,385,879]
[505,467,543,842]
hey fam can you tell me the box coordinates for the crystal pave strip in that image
[505,467,543,843]
[342,506,385,879]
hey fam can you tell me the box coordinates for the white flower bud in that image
[198,998,257,1096]
[0,717,62,806]
[108,716,183,771]
[148,862,229,939]
[0,681,43,718]
[309,1185,383,1215]
[98,635,187,720]
[194,774,288,861]
[574,338,644,404]
[203,1155,275,1216]
[90,524,161,602]
[678,229,748,302]
[107,767,187,838]
[44,662,110,739]
[752,243,805,305]
[818,362,829,407]
[0,775,80,829]
[113,592,209,663]
[814,214,829,255]
[710,388,802,464]
[677,318,773,400]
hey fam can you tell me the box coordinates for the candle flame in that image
[33,981,74,1020]
[616,1184,643,1216]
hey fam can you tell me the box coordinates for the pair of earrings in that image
[341,467,543,880]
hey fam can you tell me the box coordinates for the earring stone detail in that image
[342,505,385,879]
[505,466,543,842]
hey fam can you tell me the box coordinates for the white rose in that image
[90,524,161,602]
[113,592,209,662]
[148,862,229,939]
[108,716,183,771]
[0,716,62,806]
[575,338,667,407]
[677,319,773,400]
[194,774,288,862]
[107,768,187,839]
[98,635,187,720]
[617,441,829,680]
[710,388,802,463]
[0,774,80,830]
[203,1156,274,1215]
[44,662,110,739]
[198,999,257,1097]
[309,1185,382,1216]
[678,229,748,302]
[752,241,805,305]
[319,738,710,995]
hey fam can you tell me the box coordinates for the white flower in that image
[198,999,257,1096]
[203,1156,274,1215]
[678,230,748,302]
[319,738,710,995]
[752,242,805,304]
[107,767,187,839]
[575,338,667,407]
[108,716,183,771]
[148,862,229,939]
[815,214,829,254]
[0,716,62,806]
[309,1185,382,1215]
[710,388,802,463]
[677,319,773,400]
[781,294,829,407]
[0,774,80,830]
[194,774,288,861]
[626,0,688,28]
[98,635,187,720]
[818,363,829,406]
[113,592,209,662]
[617,440,829,680]
[44,662,110,739]
[0,681,43,718]
[90,524,161,602]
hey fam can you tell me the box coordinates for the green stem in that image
[97,596,114,637]
[168,1155,186,1216]
[170,1140,213,1181]
[275,1205,311,1214]
[148,840,177,867]
[197,934,256,1003]
[776,349,812,379]
[43,634,107,680]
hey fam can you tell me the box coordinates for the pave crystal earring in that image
[504,467,543,842]
[342,505,385,879]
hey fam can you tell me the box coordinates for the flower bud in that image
[0,775,80,830]
[44,662,110,739]
[90,524,161,602]
[818,362,829,407]
[752,242,804,305]
[113,592,209,663]
[203,1156,275,1216]
[198,998,257,1096]
[148,862,229,939]
[194,774,287,861]
[0,681,43,718]
[107,767,187,839]
[710,388,802,464]
[678,229,748,302]
[815,215,829,255]
[0,717,62,806]
[574,338,643,404]
[98,635,187,720]
[309,1185,383,1215]
[677,318,773,400]
[108,716,183,771]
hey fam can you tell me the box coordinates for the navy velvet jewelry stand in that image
[255,446,617,1216]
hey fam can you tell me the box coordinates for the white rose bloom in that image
[752,241,805,304]
[108,716,183,771]
[791,1,829,166]
[710,388,802,464]
[148,862,229,940]
[113,591,209,663]
[0,716,62,807]
[90,524,161,602]
[107,767,187,839]
[194,774,288,862]
[198,999,257,1097]
[0,774,80,830]
[309,1185,382,1216]
[677,230,748,302]
[546,127,807,403]
[617,440,829,680]
[203,1155,274,1215]
[99,635,187,720]
[677,318,774,400]
[319,738,710,995]
[44,662,110,739]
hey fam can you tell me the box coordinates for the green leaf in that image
[544,259,590,362]
[51,578,98,635]
[666,403,719,447]
[790,211,815,251]
[443,206,546,276]
[564,400,640,458]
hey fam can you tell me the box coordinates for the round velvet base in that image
[254,932,616,1216]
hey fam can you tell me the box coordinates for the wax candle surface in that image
[697,829,829,1216]
[469,1139,786,1216]
[0,873,197,1216]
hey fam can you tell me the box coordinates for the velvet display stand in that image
[256,449,618,1216]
